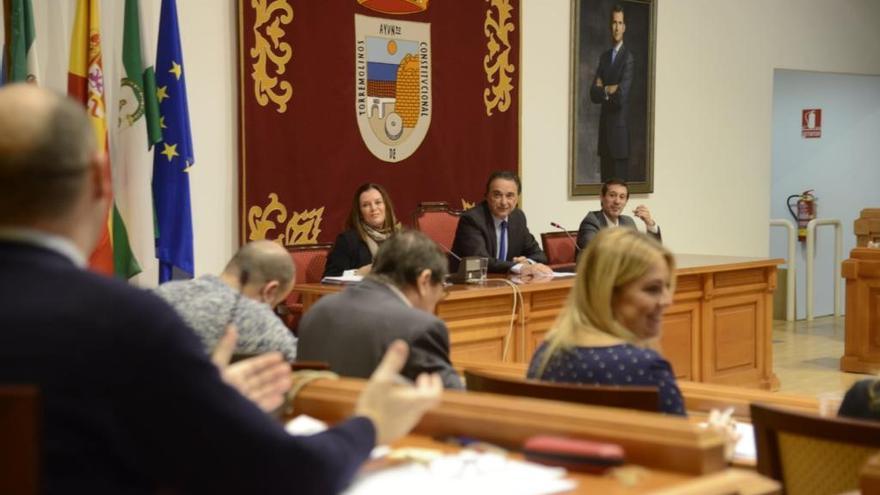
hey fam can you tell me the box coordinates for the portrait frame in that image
[569,0,656,196]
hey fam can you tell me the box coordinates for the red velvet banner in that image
[237,0,519,246]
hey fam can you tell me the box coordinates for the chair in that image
[751,402,880,495]
[412,201,462,251]
[0,385,39,495]
[464,368,659,413]
[283,243,333,334]
[540,231,579,271]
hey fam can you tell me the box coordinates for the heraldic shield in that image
[354,14,432,163]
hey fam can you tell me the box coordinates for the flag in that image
[5,0,39,83]
[68,0,140,278]
[114,0,162,285]
[153,0,194,283]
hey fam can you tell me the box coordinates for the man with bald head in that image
[0,84,442,494]
[156,240,298,361]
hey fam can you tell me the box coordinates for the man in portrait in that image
[590,3,634,182]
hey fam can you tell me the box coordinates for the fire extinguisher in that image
[787,190,816,242]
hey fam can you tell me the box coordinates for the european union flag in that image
[152,0,193,283]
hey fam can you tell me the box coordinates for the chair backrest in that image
[751,402,880,495]
[283,243,333,333]
[0,385,39,495]
[413,201,462,250]
[464,368,659,413]
[540,231,579,267]
[288,243,333,286]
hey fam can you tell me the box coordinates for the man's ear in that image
[89,151,111,201]
[416,269,432,296]
[261,280,280,304]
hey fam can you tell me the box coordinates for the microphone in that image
[550,222,582,253]
[434,240,461,261]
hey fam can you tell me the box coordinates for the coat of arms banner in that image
[237,0,520,246]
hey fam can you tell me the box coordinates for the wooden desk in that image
[375,434,779,495]
[841,247,880,373]
[290,375,780,494]
[296,254,782,389]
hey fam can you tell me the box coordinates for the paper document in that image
[321,274,364,285]
[733,422,756,461]
[343,450,576,495]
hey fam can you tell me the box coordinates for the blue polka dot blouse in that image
[527,342,686,416]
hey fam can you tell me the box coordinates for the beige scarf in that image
[361,223,394,257]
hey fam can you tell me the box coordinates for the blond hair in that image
[535,228,676,376]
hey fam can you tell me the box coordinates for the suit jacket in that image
[576,210,662,251]
[0,240,373,494]
[450,201,547,273]
[297,278,463,389]
[589,44,634,159]
[323,229,373,277]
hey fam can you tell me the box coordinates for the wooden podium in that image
[841,247,880,373]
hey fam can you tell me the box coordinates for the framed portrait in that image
[569,0,656,196]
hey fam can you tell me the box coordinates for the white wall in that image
[521,0,880,259]
[770,70,880,318]
[26,0,880,278]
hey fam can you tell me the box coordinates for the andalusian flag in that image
[68,0,140,278]
[113,0,162,284]
[3,0,39,84]
[153,0,194,282]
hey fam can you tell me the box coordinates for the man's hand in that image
[632,204,656,228]
[606,84,619,95]
[354,340,442,445]
[594,77,604,87]
[520,262,553,277]
[212,325,293,413]
[356,264,373,276]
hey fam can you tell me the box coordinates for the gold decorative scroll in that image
[251,0,294,113]
[284,207,325,245]
[482,0,515,116]
[248,193,324,245]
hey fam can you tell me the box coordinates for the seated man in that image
[155,240,298,361]
[450,170,551,275]
[298,230,463,389]
[0,84,440,494]
[576,178,661,251]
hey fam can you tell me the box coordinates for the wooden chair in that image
[751,402,880,495]
[283,243,333,334]
[0,385,39,495]
[412,201,462,250]
[540,231,579,271]
[464,368,659,413]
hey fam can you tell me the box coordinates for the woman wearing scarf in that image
[324,183,400,277]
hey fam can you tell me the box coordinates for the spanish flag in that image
[68,0,140,278]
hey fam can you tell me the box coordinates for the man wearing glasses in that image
[298,230,463,389]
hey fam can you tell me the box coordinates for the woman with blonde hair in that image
[527,228,685,415]
[324,183,400,277]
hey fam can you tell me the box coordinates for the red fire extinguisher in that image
[787,190,816,242]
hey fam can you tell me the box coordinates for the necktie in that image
[611,48,617,64]
[499,221,508,261]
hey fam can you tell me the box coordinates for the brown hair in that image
[344,183,400,240]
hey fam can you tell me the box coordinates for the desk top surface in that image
[369,434,776,494]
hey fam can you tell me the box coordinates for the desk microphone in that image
[434,240,461,261]
[550,222,582,253]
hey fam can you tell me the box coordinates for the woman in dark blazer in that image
[527,228,686,415]
[323,183,400,277]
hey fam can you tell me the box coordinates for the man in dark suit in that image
[298,230,463,389]
[590,4,634,181]
[577,178,661,251]
[0,84,440,494]
[451,171,551,275]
